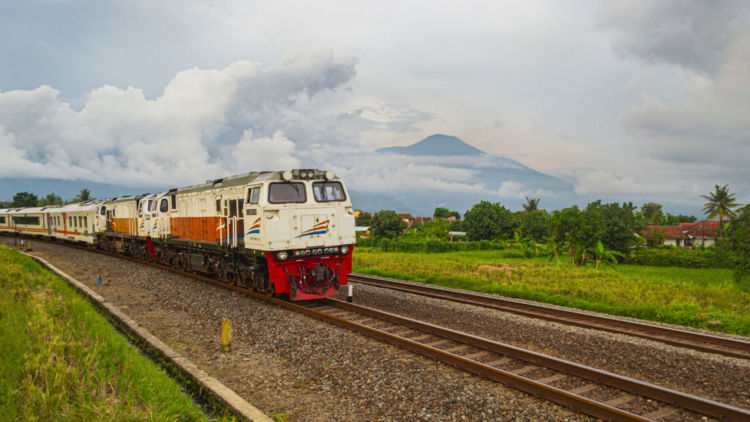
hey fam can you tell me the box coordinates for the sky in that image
[1,0,748,212]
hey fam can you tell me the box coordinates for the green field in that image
[353,248,750,335]
[0,245,217,421]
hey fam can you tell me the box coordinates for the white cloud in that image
[0,51,354,187]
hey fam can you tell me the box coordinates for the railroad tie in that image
[444,344,470,354]
[605,393,635,407]
[569,384,598,395]
[424,339,451,348]
[464,351,490,361]
[408,334,432,342]
[537,373,566,384]
[512,365,537,375]
[642,406,678,420]
[485,357,511,367]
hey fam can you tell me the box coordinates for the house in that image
[639,220,722,247]
[355,226,371,239]
[413,216,433,225]
[448,231,466,242]
[399,213,415,227]
[641,225,690,247]
[682,220,721,247]
[354,209,372,218]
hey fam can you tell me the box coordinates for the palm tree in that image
[701,184,741,235]
[522,197,540,212]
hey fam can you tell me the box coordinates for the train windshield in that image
[312,182,346,202]
[268,182,307,204]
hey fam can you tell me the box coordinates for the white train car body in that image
[47,201,107,244]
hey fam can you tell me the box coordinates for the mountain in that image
[376,134,485,156]
[0,178,165,202]
[349,134,578,215]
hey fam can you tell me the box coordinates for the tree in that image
[355,212,372,226]
[463,201,516,241]
[11,191,38,207]
[406,219,450,241]
[701,184,741,235]
[72,188,92,203]
[663,213,697,225]
[370,210,407,239]
[547,206,586,264]
[434,207,460,219]
[725,205,750,282]
[640,202,663,225]
[587,240,625,271]
[594,201,641,254]
[38,193,63,206]
[518,210,549,243]
[522,197,540,212]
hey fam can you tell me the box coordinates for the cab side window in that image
[247,187,261,204]
[160,198,168,212]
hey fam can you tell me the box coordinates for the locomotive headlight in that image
[282,170,293,181]
[341,245,349,255]
[276,251,289,261]
[325,170,334,180]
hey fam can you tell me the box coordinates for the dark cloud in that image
[597,1,749,74]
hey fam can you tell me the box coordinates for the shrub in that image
[625,247,736,269]
[355,238,505,253]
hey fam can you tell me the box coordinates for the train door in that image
[157,197,171,238]
[228,197,243,246]
[95,206,105,232]
[137,198,155,238]
[244,185,262,245]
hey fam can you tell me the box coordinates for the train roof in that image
[177,169,339,194]
[106,194,148,204]
[3,206,48,214]
[50,200,105,213]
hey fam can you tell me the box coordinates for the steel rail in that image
[320,299,750,422]
[350,273,750,360]
[7,236,750,421]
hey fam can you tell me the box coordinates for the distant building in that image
[355,226,371,239]
[399,213,415,227]
[413,216,433,225]
[448,231,466,242]
[354,209,372,218]
[639,220,722,247]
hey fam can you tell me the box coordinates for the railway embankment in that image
[0,245,212,421]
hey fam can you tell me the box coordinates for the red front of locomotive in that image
[265,245,352,300]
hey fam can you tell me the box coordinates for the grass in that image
[0,245,219,421]
[352,247,750,335]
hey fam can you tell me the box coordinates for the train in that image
[0,169,356,300]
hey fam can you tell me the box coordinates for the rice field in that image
[352,248,750,335]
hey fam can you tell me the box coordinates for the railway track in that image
[349,273,750,360]
[8,238,750,421]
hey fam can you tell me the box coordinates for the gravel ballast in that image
[347,279,750,411]
[5,237,589,421]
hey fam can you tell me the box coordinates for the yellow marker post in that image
[221,318,232,352]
